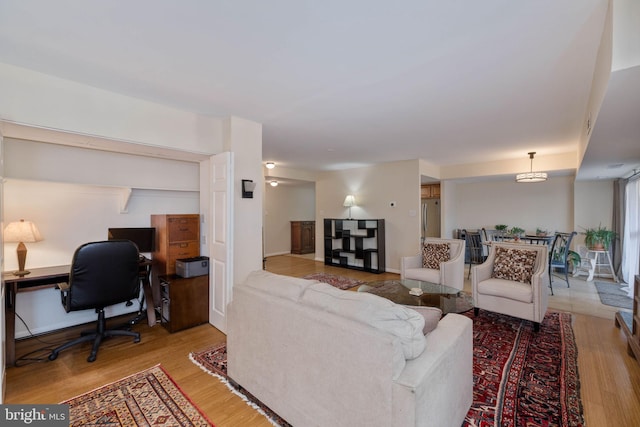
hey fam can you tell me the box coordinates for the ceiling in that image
[0,1,638,181]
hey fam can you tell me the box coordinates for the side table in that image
[587,249,618,282]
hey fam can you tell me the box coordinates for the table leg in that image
[5,282,17,366]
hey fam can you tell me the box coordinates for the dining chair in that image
[463,229,485,279]
[548,231,577,295]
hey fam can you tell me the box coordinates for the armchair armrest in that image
[400,255,422,279]
[440,241,465,291]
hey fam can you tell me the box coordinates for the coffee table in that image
[357,278,473,314]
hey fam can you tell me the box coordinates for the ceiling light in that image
[516,152,547,183]
[265,162,275,169]
[270,180,278,187]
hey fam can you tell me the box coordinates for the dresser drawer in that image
[168,241,200,261]
[167,216,199,242]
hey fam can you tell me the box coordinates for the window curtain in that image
[621,177,640,298]
[613,179,626,277]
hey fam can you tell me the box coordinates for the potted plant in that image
[567,250,581,273]
[535,227,549,237]
[582,224,617,251]
[509,226,524,239]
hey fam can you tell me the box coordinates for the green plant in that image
[582,224,617,250]
[535,227,548,236]
[495,224,508,231]
[509,226,524,236]
[567,250,581,272]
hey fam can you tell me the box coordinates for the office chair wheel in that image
[48,351,59,361]
[87,354,96,363]
[134,335,141,343]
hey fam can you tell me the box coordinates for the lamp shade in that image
[343,195,356,207]
[516,152,547,183]
[4,219,43,243]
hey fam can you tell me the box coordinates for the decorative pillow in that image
[491,246,538,284]
[406,306,442,335]
[422,243,450,269]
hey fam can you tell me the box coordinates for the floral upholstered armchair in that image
[400,237,466,291]
[472,242,549,331]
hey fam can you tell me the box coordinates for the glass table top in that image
[357,278,473,314]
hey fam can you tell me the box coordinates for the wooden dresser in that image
[150,214,200,310]
[151,214,200,275]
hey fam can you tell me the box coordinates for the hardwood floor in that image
[5,254,640,426]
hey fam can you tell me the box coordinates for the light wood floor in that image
[5,254,640,426]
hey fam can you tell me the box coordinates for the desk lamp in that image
[4,219,43,276]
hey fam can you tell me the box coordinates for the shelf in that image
[323,218,385,273]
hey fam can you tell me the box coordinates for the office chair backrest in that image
[67,240,140,311]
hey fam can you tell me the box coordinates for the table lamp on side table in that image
[3,219,43,276]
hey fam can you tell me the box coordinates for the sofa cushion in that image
[477,277,533,303]
[405,306,442,335]
[422,243,450,269]
[491,246,537,284]
[243,270,317,302]
[301,283,426,360]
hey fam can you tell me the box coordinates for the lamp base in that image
[13,270,31,277]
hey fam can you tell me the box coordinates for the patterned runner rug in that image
[462,310,584,427]
[61,364,214,426]
[301,272,365,289]
[190,311,583,427]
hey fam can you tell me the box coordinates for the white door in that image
[208,152,233,332]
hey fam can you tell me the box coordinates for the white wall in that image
[0,63,222,154]
[264,181,315,256]
[453,176,575,234]
[315,160,421,272]
[4,138,199,191]
[224,117,264,286]
[4,179,199,338]
[574,179,614,247]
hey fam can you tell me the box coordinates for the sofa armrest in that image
[400,254,422,279]
[393,314,473,427]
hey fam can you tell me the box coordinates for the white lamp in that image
[4,219,43,276]
[343,195,356,219]
[516,152,547,183]
[265,162,276,169]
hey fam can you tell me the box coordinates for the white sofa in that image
[227,270,473,427]
[400,238,466,290]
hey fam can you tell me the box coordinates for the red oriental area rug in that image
[462,310,584,427]
[61,364,214,426]
[190,311,583,427]
[302,272,365,290]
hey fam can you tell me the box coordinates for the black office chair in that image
[548,231,577,295]
[49,240,142,362]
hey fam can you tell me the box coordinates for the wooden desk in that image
[3,260,155,366]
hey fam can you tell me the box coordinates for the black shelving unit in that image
[324,218,385,273]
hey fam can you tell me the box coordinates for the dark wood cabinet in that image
[324,219,385,273]
[291,221,315,254]
[160,274,209,333]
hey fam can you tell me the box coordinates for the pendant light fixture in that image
[516,152,547,183]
